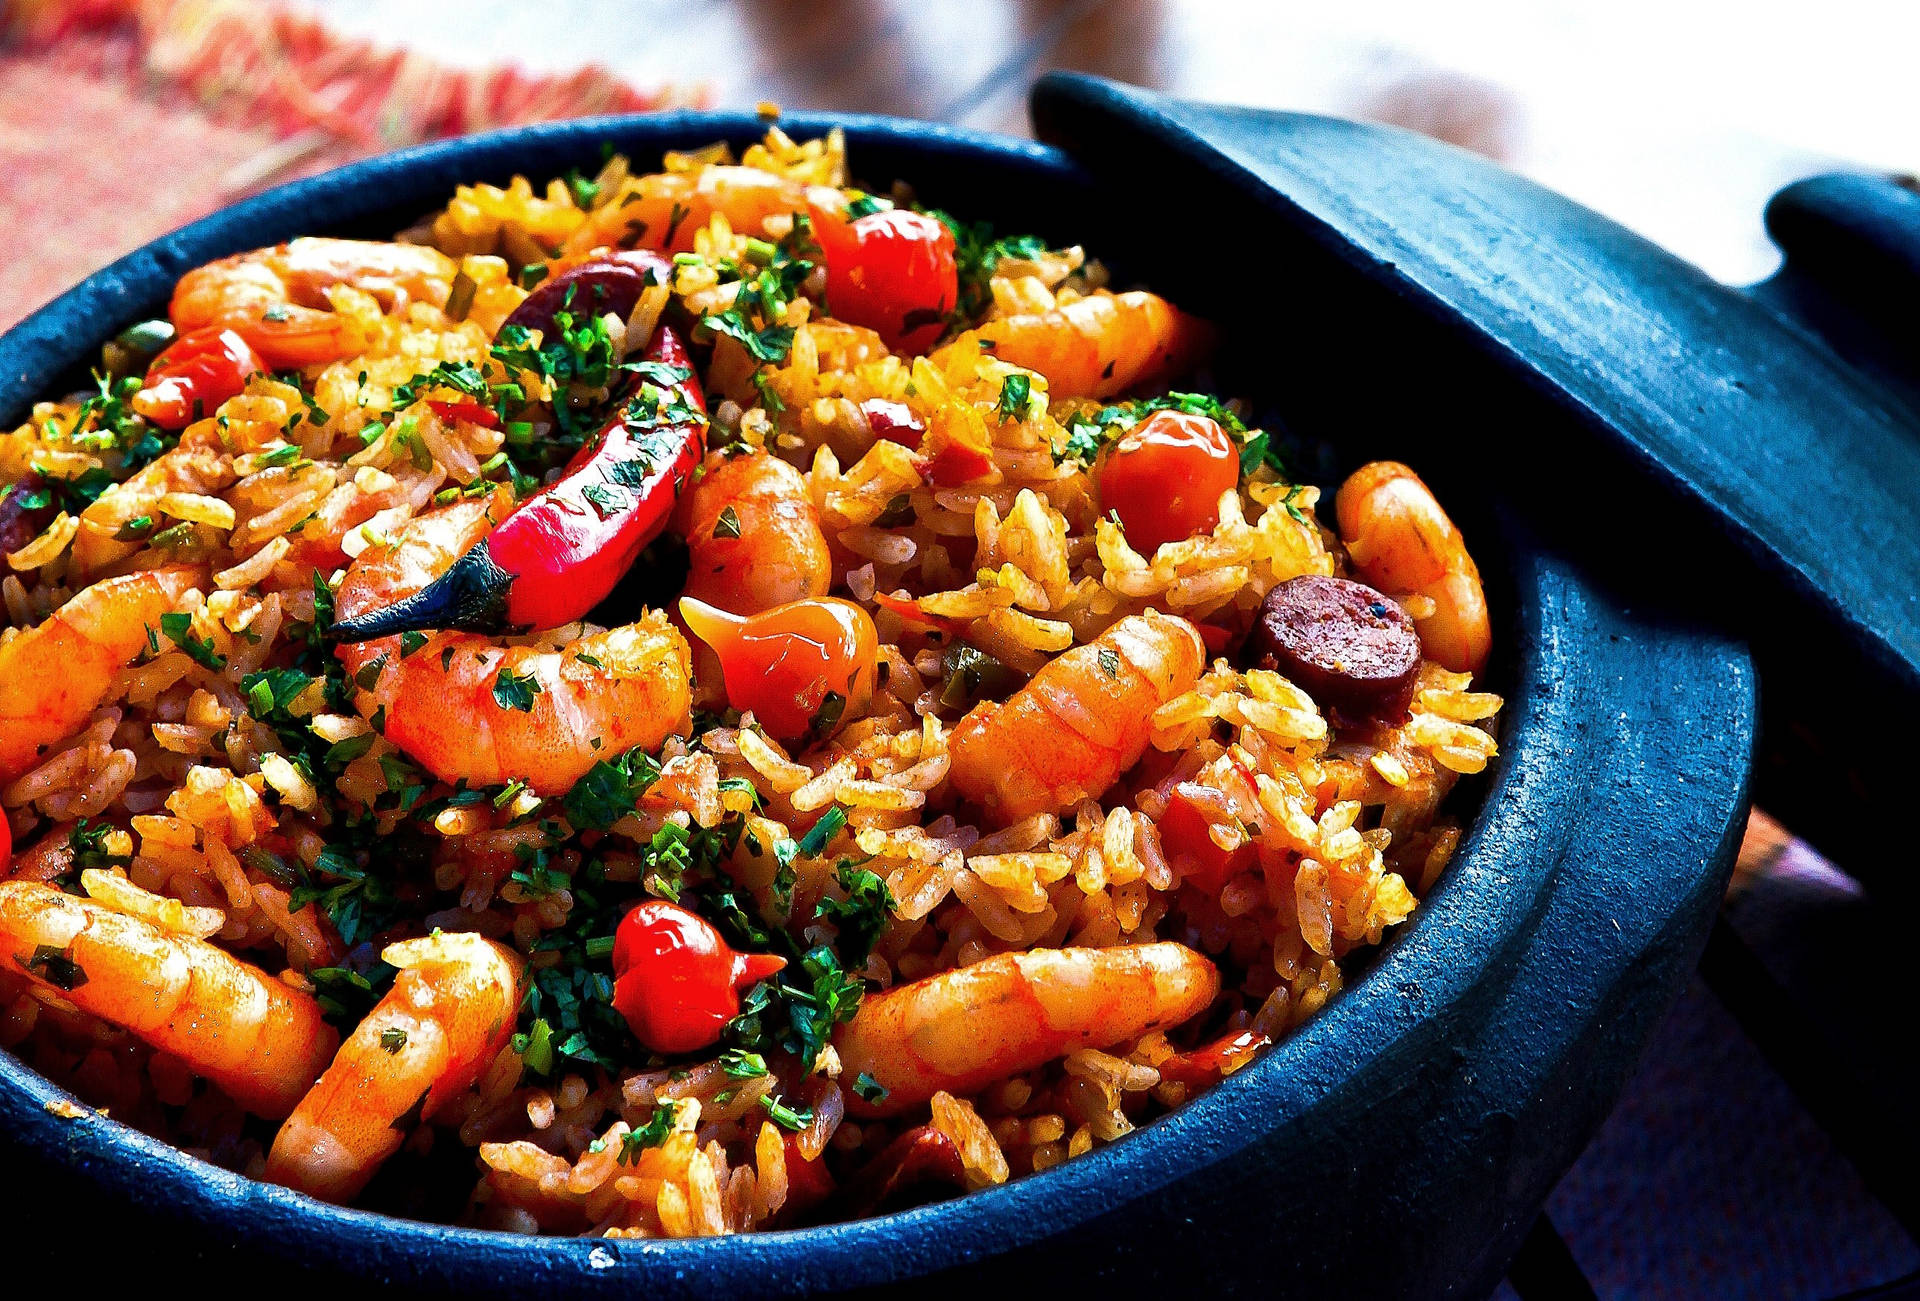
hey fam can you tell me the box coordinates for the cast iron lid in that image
[0,91,1764,1297]
[1029,72,1920,896]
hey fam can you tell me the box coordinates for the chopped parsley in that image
[21,944,87,990]
[157,611,225,670]
[561,744,662,831]
[619,1101,680,1162]
[491,665,543,712]
[69,817,130,871]
[759,1093,813,1132]
[808,690,846,737]
[996,373,1034,423]
[379,1027,408,1054]
[814,861,893,967]
[796,806,847,859]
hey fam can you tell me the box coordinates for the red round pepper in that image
[426,398,500,429]
[810,205,958,355]
[782,1133,837,1212]
[610,900,787,1055]
[131,327,263,431]
[330,322,706,642]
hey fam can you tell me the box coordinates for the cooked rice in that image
[0,124,1500,1237]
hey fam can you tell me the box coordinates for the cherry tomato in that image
[1157,781,1256,894]
[131,327,264,431]
[811,205,958,355]
[611,900,787,1055]
[679,596,879,742]
[1095,410,1240,555]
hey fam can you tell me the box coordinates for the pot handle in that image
[1752,172,1920,405]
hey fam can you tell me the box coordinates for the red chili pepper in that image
[131,327,263,431]
[328,323,706,641]
[610,900,786,1055]
[426,399,500,429]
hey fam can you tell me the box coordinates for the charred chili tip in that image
[327,540,515,643]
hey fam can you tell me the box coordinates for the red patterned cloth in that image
[0,0,698,328]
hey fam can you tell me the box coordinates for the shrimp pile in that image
[0,123,1500,1237]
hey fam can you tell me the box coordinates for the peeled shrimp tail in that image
[835,943,1220,1117]
[0,567,204,783]
[939,290,1211,400]
[676,450,832,614]
[948,610,1206,824]
[266,932,523,1204]
[0,880,337,1117]
[1334,461,1491,675]
[332,498,693,794]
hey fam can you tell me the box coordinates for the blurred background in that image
[3,2,1916,1296]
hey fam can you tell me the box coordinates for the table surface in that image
[8,2,1919,1295]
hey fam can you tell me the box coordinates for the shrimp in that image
[564,166,813,256]
[676,451,831,614]
[835,942,1220,1117]
[71,445,234,578]
[266,931,522,1204]
[0,567,203,784]
[0,878,338,1117]
[170,238,458,370]
[1334,461,1490,676]
[332,496,692,795]
[937,290,1209,401]
[948,610,1206,824]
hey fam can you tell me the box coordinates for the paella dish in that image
[0,125,1500,1235]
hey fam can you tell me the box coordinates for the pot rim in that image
[0,107,1643,1290]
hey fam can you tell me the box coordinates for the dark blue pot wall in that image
[0,105,1756,1298]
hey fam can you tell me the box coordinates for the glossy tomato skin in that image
[611,901,785,1055]
[132,327,264,430]
[812,206,958,355]
[1096,410,1241,555]
[1156,781,1256,894]
[0,806,11,874]
[683,596,880,743]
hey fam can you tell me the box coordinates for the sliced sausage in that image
[0,474,54,558]
[1244,574,1422,721]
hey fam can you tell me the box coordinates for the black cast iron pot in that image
[0,76,1803,1297]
